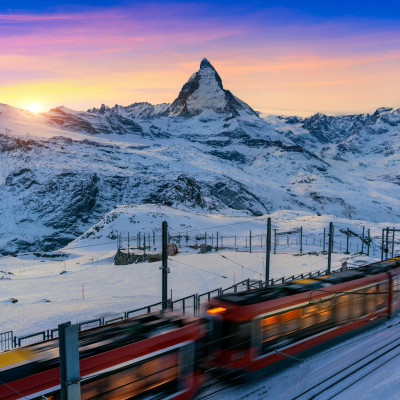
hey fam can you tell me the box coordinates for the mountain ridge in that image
[0,59,399,254]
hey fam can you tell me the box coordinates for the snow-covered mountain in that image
[0,59,399,254]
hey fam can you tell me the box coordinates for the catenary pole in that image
[265,218,271,285]
[162,221,168,310]
[59,322,81,400]
[327,222,333,273]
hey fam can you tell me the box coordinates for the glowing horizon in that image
[1,2,400,117]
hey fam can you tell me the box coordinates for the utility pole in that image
[327,222,333,273]
[205,231,207,246]
[361,226,365,254]
[127,232,130,255]
[385,227,389,260]
[59,322,81,400]
[162,221,168,310]
[266,218,271,285]
[249,230,252,253]
[346,228,349,254]
[392,227,395,258]
[367,228,370,256]
[323,228,326,252]
[300,226,303,255]
[273,229,277,254]
[216,231,219,252]
[381,228,384,261]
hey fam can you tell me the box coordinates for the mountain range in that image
[0,58,399,254]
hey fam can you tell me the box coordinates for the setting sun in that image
[26,104,42,113]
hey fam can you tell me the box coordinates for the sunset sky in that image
[1,0,400,116]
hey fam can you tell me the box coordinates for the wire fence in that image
[117,224,399,261]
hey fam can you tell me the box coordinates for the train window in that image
[376,283,388,310]
[260,303,333,354]
[262,308,301,341]
[78,351,180,400]
[335,294,351,323]
[261,315,280,341]
[318,303,332,323]
[351,290,364,319]
[301,302,332,329]
[261,308,303,350]
[393,277,400,303]
[301,305,318,329]
[280,309,301,335]
[365,286,377,314]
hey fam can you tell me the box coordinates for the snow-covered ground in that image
[1,207,399,399]
[1,207,396,337]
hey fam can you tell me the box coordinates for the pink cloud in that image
[1,4,400,115]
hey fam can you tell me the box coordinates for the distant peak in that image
[200,58,214,70]
[160,58,258,118]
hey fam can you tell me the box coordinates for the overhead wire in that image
[170,258,230,280]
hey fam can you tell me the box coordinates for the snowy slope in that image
[1,59,400,254]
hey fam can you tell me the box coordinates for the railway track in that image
[292,329,400,400]
[201,320,400,400]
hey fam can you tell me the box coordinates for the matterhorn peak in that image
[200,58,214,69]
[161,58,258,118]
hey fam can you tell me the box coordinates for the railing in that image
[125,300,165,319]
[78,318,103,331]
[0,264,347,351]
[0,331,13,352]
[17,331,47,348]
[172,294,196,316]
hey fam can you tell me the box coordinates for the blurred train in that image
[1,257,400,399]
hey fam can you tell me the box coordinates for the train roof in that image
[214,258,400,306]
[75,311,190,354]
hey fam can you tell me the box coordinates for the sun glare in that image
[26,104,42,113]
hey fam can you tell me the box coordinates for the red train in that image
[205,257,400,374]
[0,313,206,400]
[1,257,399,399]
